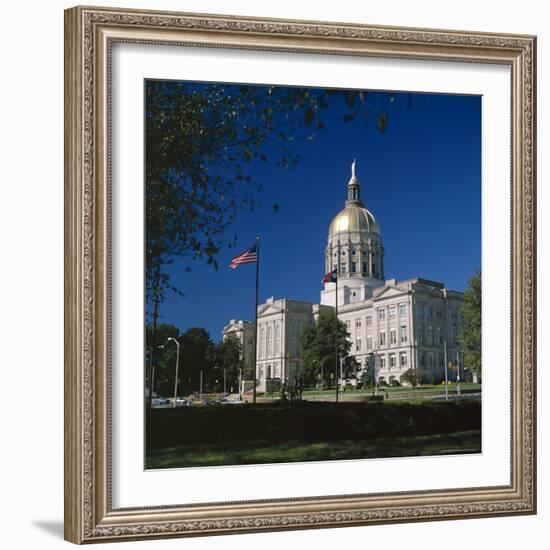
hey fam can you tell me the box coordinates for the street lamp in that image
[146,345,154,409]
[165,337,180,408]
[456,351,461,397]
[313,360,323,402]
[213,366,227,397]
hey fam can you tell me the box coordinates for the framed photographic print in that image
[64,5,537,544]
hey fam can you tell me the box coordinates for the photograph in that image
[144,80,482,470]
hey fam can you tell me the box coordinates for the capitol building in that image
[224,162,463,392]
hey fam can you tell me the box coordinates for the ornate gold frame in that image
[64,5,537,544]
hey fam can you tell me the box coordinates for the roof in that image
[328,203,381,236]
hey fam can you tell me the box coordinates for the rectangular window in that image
[428,306,434,318]
[379,331,386,346]
[427,326,433,345]
[362,262,367,273]
[390,329,397,345]
[379,355,386,369]
[367,336,373,350]
[355,318,361,328]
[390,354,397,368]
[436,309,442,319]
[400,352,408,367]
[399,304,407,318]
[351,262,356,273]
[366,315,372,326]
[345,320,351,330]
[340,263,346,273]
[378,308,386,321]
[274,323,281,354]
[451,311,457,329]
[356,338,362,351]
[259,326,265,359]
[388,305,396,318]
[400,325,408,343]
[437,327,443,344]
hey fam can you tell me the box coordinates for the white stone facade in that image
[225,162,464,391]
[254,297,332,392]
[222,319,255,375]
[332,277,463,385]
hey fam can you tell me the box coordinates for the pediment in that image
[372,286,409,301]
[257,303,285,317]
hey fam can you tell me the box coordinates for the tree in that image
[145,81,402,331]
[400,367,418,387]
[458,270,481,379]
[145,323,180,398]
[208,334,243,393]
[300,311,352,387]
[179,327,215,394]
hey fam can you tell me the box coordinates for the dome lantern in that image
[346,159,362,205]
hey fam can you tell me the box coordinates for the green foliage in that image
[146,400,482,449]
[179,327,214,393]
[400,367,418,387]
[145,81,400,322]
[458,270,482,377]
[207,334,243,393]
[146,430,481,469]
[146,323,180,397]
[300,311,352,386]
[147,324,246,395]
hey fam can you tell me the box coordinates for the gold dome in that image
[329,204,380,236]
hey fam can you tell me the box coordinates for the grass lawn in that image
[299,383,481,397]
[146,429,481,469]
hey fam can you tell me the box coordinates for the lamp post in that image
[313,360,323,401]
[238,367,242,401]
[443,340,449,401]
[146,345,154,409]
[320,361,324,401]
[376,354,380,396]
[456,351,461,397]
[213,366,227,397]
[166,337,180,408]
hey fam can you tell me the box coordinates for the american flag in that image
[229,243,258,269]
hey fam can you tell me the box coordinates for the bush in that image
[146,400,481,449]
[400,368,418,387]
[390,379,401,387]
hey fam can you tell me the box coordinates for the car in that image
[152,397,170,406]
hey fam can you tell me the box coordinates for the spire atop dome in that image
[346,159,362,205]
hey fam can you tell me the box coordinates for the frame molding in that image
[64,5,536,544]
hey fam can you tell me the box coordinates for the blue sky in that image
[154,87,481,341]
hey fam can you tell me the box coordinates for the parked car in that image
[152,397,170,406]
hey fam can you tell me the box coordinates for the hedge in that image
[146,400,481,449]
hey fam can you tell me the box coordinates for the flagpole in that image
[252,236,260,404]
[335,267,339,404]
